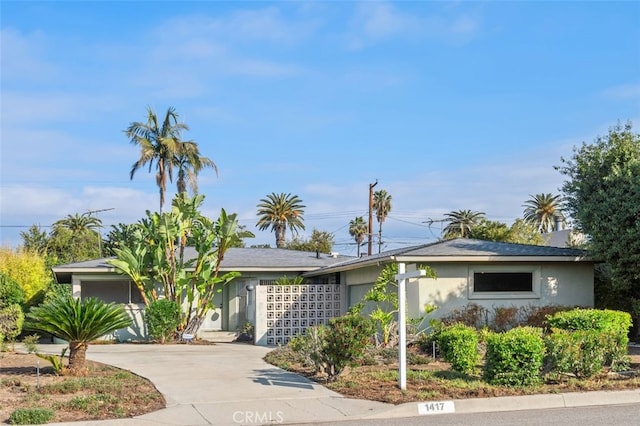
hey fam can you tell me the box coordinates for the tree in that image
[557,121,640,333]
[523,193,566,233]
[20,225,48,255]
[126,106,188,212]
[25,294,132,375]
[51,213,103,260]
[373,190,392,253]
[175,141,218,195]
[442,210,485,239]
[107,193,254,336]
[0,248,51,306]
[103,223,139,256]
[53,213,102,233]
[286,229,334,253]
[256,192,305,249]
[467,218,544,245]
[348,216,368,257]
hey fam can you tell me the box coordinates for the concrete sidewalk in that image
[31,343,640,426]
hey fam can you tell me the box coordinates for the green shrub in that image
[0,304,24,342]
[323,315,375,378]
[288,325,328,373]
[144,299,180,343]
[437,323,479,374]
[545,308,632,370]
[0,272,25,308]
[545,329,614,378]
[22,334,40,354]
[8,407,54,425]
[484,327,545,386]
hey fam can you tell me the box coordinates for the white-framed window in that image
[468,266,541,299]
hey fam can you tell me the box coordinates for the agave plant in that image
[26,295,131,375]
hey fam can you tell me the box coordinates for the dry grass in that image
[0,352,165,424]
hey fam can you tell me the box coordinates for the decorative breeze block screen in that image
[264,284,341,346]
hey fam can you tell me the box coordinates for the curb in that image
[362,389,640,420]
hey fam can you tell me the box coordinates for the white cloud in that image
[347,2,481,49]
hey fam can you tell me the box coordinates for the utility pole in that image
[367,180,378,256]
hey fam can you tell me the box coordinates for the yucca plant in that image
[25,294,131,375]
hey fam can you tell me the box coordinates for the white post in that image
[398,262,407,390]
[395,264,427,391]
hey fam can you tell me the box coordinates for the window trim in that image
[468,265,541,300]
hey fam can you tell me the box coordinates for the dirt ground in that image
[0,352,165,424]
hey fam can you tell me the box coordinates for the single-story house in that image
[52,239,594,344]
[303,238,594,325]
[52,248,352,342]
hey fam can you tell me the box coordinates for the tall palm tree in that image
[126,106,187,212]
[442,209,485,239]
[256,193,305,248]
[373,190,392,253]
[523,193,566,233]
[53,213,102,233]
[349,216,368,257]
[26,294,131,375]
[175,141,218,195]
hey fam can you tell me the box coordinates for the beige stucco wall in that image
[342,261,594,329]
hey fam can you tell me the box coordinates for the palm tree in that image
[349,216,368,257]
[126,106,187,212]
[442,209,485,239]
[373,190,392,253]
[256,193,305,248]
[523,193,566,233]
[26,294,131,375]
[53,213,102,233]
[175,141,218,195]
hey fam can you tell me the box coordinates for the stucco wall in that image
[342,261,594,328]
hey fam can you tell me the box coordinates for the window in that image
[474,272,533,292]
[82,280,144,304]
[469,267,540,299]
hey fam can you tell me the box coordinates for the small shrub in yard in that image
[323,315,375,378]
[8,407,54,425]
[144,299,181,344]
[544,329,611,378]
[437,323,479,374]
[440,303,489,329]
[484,327,545,386]
[288,325,328,373]
[490,306,521,332]
[545,308,632,370]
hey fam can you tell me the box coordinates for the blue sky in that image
[1,1,639,255]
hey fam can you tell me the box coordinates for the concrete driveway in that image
[39,342,391,426]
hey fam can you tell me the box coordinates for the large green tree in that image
[286,229,334,253]
[107,193,253,336]
[256,192,305,248]
[349,216,368,257]
[442,210,485,239]
[126,106,187,212]
[557,121,640,332]
[373,190,392,253]
[468,218,544,245]
[26,294,132,375]
[523,193,566,233]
